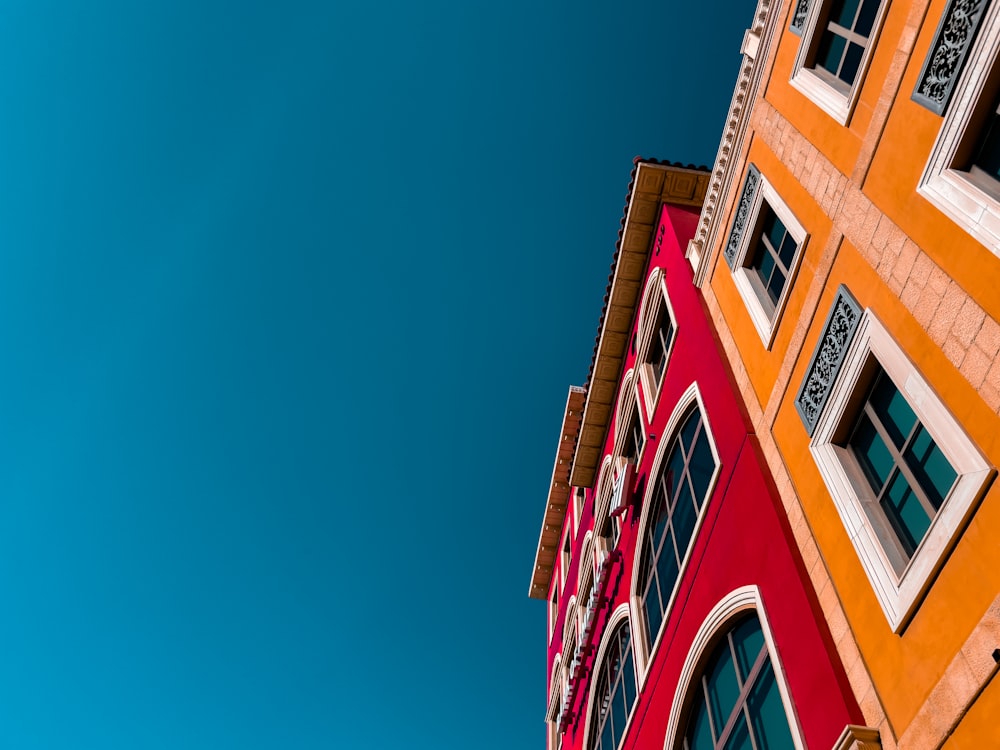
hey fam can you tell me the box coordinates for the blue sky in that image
[0,1,750,747]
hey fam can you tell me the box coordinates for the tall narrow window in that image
[682,615,795,750]
[646,306,674,388]
[561,531,573,590]
[614,372,645,464]
[746,207,798,318]
[549,585,558,639]
[621,408,645,464]
[727,170,808,347]
[587,622,637,750]
[637,405,718,653]
[637,271,678,419]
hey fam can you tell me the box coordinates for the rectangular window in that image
[843,369,958,568]
[727,170,808,348]
[789,0,889,123]
[560,531,572,590]
[813,0,881,90]
[636,270,678,421]
[917,0,1000,255]
[621,408,645,463]
[808,308,993,630]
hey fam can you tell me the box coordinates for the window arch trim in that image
[580,603,639,750]
[661,586,806,750]
[563,595,579,647]
[629,382,722,683]
[593,455,616,527]
[614,369,647,466]
[636,269,679,421]
[546,652,563,723]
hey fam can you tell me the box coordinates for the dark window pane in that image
[648,333,665,382]
[840,42,864,84]
[778,233,798,268]
[655,529,680,602]
[882,471,930,557]
[870,376,916,448]
[724,718,754,750]
[600,715,615,750]
[645,586,663,646]
[666,445,687,498]
[830,0,862,27]
[681,411,700,453]
[623,652,637,707]
[852,413,894,492]
[763,212,787,252]
[611,684,627,746]
[905,425,956,510]
[747,661,796,750]
[672,482,698,555]
[753,244,777,290]
[650,490,670,547]
[855,0,880,36]
[732,617,765,683]
[766,267,787,305]
[816,32,847,75]
[687,700,715,750]
[689,429,716,504]
[706,646,741,732]
[973,112,1000,181]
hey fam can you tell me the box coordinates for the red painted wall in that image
[545,204,862,749]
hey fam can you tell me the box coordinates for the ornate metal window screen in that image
[794,285,863,435]
[790,0,811,33]
[912,0,990,115]
[724,165,761,268]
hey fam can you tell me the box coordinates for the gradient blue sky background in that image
[0,1,750,747]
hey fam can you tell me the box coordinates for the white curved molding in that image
[662,586,806,750]
[580,602,636,750]
[690,0,778,285]
[628,381,722,684]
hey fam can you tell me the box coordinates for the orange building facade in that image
[686,0,1000,744]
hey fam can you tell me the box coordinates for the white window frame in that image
[728,176,809,348]
[636,269,679,421]
[549,582,559,641]
[809,310,993,631]
[580,603,639,750]
[629,382,722,684]
[614,369,647,466]
[662,586,806,750]
[560,526,573,593]
[789,0,891,124]
[918,0,1000,257]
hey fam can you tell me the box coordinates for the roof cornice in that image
[529,386,586,600]
[687,0,779,285]
[568,161,710,490]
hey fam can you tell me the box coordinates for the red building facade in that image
[529,162,865,750]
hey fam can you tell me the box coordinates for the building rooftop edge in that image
[528,386,587,600]
[567,160,711,490]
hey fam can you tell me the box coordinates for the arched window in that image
[614,370,645,465]
[636,393,718,655]
[680,614,795,750]
[636,269,678,419]
[587,620,638,750]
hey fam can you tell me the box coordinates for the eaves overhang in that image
[528,385,586,600]
[569,159,710,490]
